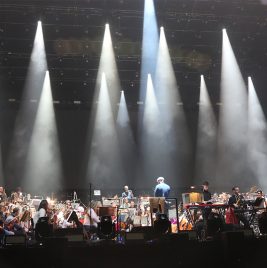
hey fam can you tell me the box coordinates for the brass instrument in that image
[236,194,242,207]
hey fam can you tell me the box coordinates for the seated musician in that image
[33,199,49,227]
[0,187,7,204]
[227,186,249,228]
[0,218,19,245]
[4,214,25,235]
[83,201,100,234]
[9,207,26,234]
[58,210,73,229]
[122,186,134,199]
[10,187,24,204]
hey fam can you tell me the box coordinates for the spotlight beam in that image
[194,75,217,182]
[24,71,62,194]
[87,73,124,190]
[248,77,267,191]
[216,29,248,190]
[116,91,136,183]
[140,0,159,101]
[6,21,47,191]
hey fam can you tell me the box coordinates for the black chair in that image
[35,217,53,241]
[98,215,116,239]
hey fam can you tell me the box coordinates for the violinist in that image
[4,208,25,235]
[33,199,53,226]
[33,199,55,240]
[11,187,24,204]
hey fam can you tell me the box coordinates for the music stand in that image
[149,197,165,214]
[102,198,120,207]
[98,206,116,217]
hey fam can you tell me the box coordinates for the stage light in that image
[94,22,120,111]
[7,20,48,192]
[116,91,136,183]
[153,25,191,188]
[194,75,217,182]
[216,28,248,190]
[85,20,124,192]
[139,0,159,102]
[138,74,162,189]
[24,71,62,194]
[87,73,124,190]
[248,77,267,192]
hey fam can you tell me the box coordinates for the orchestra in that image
[0,182,267,244]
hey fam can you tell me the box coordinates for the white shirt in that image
[33,208,46,227]
[83,208,100,227]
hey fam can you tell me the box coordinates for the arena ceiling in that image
[1,0,267,111]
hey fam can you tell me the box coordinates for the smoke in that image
[194,76,217,183]
[117,92,137,184]
[87,73,124,191]
[6,21,47,190]
[23,71,62,195]
[216,29,248,191]
[247,77,267,192]
[140,0,159,101]
[153,27,192,188]
[95,24,120,113]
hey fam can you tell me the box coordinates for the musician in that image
[254,190,266,209]
[228,186,249,229]
[122,186,134,199]
[121,197,130,209]
[33,199,49,227]
[154,177,170,198]
[201,181,212,223]
[11,187,23,204]
[83,201,100,233]
[228,186,244,208]
[4,213,25,235]
[0,187,7,204]
[202,181,212,202]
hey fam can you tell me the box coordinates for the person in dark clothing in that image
[228,186,249,229]
[154,177,170,198]
[202,181,212,202]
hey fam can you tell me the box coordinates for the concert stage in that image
[1,232,267,268]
